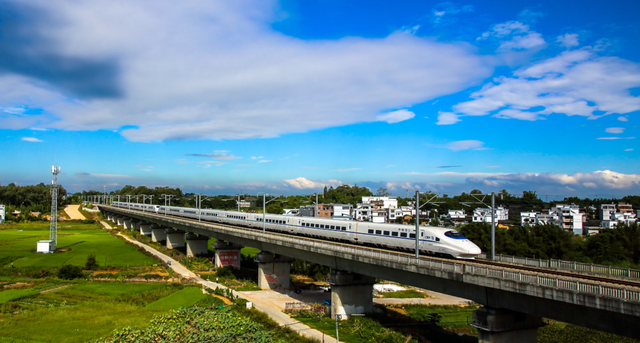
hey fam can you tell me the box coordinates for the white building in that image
[600,203,637,229]
[361,197,398,209]
[333,204,353,221]
[353,204,373,221]
[447,210,466,219]
[554,204,584,235]
[521,212,537,226]
[472,207,509,223]
[0,204,4,223]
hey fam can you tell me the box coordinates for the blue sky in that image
[0,0,639,197]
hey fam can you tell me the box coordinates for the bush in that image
[215,266,236,278]
[57,264,84,280]
[85,254,99,270]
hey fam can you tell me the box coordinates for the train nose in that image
[468,247,481,255]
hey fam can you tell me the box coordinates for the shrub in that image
[215,266,236,278]
[57,264,84,280]
[85,254,99,270]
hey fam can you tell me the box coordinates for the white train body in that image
[112,202,481,259]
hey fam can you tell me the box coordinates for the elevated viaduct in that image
[100,205,640,341]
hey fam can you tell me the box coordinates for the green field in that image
[0,222,157,269]
[0,281,187,342]
[145,286,208,310]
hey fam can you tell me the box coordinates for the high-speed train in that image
[111,202,481,259]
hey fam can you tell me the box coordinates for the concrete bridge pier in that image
[165,229,185,249]
[151,225,167,242]
[256,252,293,290]
[330,270,375,319]
[214,241,243,269]
[470,307,545,343]
[132,220,141,232]
[123,218,133,230]
[105,212,113,221]
[186,233,210,257]
[116,216,126,227]
[139,223,152,236]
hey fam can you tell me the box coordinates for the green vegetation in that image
[145,287,208,310]
[0,281,185,342]
[95,307,274,343]
[460,222,640,268]
[402,304,478,333]
[0,288,40,305]
[539,320,640,343]
[0,222,157,273]
[0,183,69,222]
[378,289,427,299]
[56,264,84,280]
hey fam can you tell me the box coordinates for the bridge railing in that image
[105,206,640,304]
[478,253,640,280]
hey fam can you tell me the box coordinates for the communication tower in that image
[37,165,60,253]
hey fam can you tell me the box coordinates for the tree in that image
[376,187,390,197]
[85,253,98,270]
[57,264,84,280]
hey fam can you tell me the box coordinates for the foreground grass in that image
[0,222,157,270]
[0,282,190,343]
[378,290,427,299]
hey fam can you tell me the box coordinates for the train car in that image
[110,202,481,258]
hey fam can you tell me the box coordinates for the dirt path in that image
[64,205,85,220]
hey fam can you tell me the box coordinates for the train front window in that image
[444,230,466,239]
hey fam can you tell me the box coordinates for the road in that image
[100,220,335,343]
[64,205,86,220]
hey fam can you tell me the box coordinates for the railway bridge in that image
[99,204,640,341]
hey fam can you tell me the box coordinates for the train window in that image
[320,225,324,228]
[342,227,346,231]
[368,229,374,234]
[445,230,465,238]
[375,230,382,235]
[421,232,424,237]
[400,233,407,237]
[316,224,320,228]
[436,237,440,242]
[392,232,398,237]
[383,231,390,236]
[409,233,415,238]
[330,225,335,230]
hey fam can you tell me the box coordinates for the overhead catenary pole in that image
[491,192,496,260]
[415,191,420,259]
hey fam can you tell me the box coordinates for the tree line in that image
[460,222,640,268]
[0,183,69,222]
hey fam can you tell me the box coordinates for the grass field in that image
[0,222,157,269]
[0,281,185,343]
[145,286,208,310]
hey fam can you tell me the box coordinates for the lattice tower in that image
[50,166,61,249]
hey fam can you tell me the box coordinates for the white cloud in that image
[436,111,461,125]
[375,109,415,124]
[473,170,640,191]
[257,160,272,163]
[445,140,486,151]
[196,161,227,165]
[618,116,629,122]
[431,2,474,26]
[251,156,264,160]
[556,33,579,49]
[186,152,241,160]
[478,21,546,51]
[0,0,491,142]
[449,49,640,122]
[283,177,342,190]
[625,149,634,151]
[605,127,624,134]
[597,137,635,140]
[21,137,43,142]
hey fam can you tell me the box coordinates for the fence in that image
[478,253,640,280]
